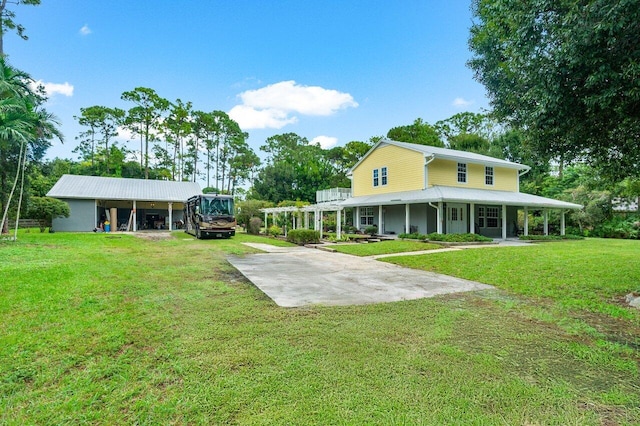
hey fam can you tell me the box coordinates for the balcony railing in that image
[316,187,351,203]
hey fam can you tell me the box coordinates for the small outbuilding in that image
[46,174,202,232]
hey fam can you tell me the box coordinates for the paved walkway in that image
[227,243,494,307]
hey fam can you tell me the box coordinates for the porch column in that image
[470,203,475,234]
[405,203,410,234]
[378,205,383,234]
[355,206,360,231]
[543,209,549,236]
[264,211,268,230]
[133,200,137,232]
[560,210,566,236]
[168,202,173,231]
[524,207,529,236]
[284,211,288,237]
[437,202,443,234]
[319,210,323,235]
[336,209,342,239]
[502,204,507,239]
[304,211,309,229]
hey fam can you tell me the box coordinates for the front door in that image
[446,203,467,234]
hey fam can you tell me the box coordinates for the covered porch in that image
[339,185,582,239]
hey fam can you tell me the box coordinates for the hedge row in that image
[286,229,321,245]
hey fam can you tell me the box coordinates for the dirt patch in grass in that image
[133,232,175,241]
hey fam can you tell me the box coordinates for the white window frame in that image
[457,163,467,183]
[360,207,375,226]
[486,206,500,228]
[485,166,494,186]
[373,169,379,187]
[381,166,388,186]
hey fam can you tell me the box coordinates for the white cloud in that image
[310,135,338,149]
[452,97,474,108]
[79,24,92,36]
[229,80,358,130]
[228,105,298,129]
[32,80,74,97]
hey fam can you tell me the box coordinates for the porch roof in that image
[338,185,582,210]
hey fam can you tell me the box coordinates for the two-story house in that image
[339,138,581,238]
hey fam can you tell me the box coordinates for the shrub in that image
[248,217,262,235]
[399,232,427,240]
[519,234,584,241]
[364,225,378,235]
[425,233,493,243]
[27,196,70,232]
[286,229,321,245]
[268,225,282,237]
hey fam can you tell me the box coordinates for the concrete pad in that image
[228,245,493,307]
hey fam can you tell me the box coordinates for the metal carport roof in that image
[47,174,202,202]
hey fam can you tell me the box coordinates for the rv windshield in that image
[201,197,233,216]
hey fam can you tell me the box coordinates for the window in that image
[477,206,500,228]
[360,207,375,226]
[457,163,467,183]
[451,207,458,221]
[485,166,494,185]
[381,167,388,185]
[486,207,500,228]
[373,169,379,187]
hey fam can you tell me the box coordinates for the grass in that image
[331,239,442,256]
[1,232,639,424]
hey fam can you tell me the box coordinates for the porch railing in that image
[316,187,351,203]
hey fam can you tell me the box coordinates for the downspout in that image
[518,167,530,193]
[424,155,435,189]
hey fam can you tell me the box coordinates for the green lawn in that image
[1,232,639,424]
[331,239,442,256]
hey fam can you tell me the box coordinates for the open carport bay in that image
[227,244,493,307]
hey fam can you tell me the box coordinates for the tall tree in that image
[434,112,497,145]
[252,133,338,203]
[468,0,640,179]
[0,0,40,56]
[121,87,169,179]
[163,99,192,180]
[387,118,443,147]
[73,106,124,175]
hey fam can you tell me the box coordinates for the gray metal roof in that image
[47,175,202,202]
[339,185,582,209]
[349,138,530,174]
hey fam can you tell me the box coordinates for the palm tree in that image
[0,57,61,235]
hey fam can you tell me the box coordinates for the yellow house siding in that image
[428,159,518,191]
[493,167,518,191]
[352,145,424,196]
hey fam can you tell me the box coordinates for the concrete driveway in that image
[227,243,493,307]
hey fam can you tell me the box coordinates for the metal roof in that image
[349,138,530,174]
[47,174,202,202]
[338,185,582,209]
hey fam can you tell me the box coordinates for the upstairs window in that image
[457,163,467,183]
[373,169,379,187]
[485,166,494,185]
[381,167,388,185]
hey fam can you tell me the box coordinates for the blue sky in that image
[6,0,489,169]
